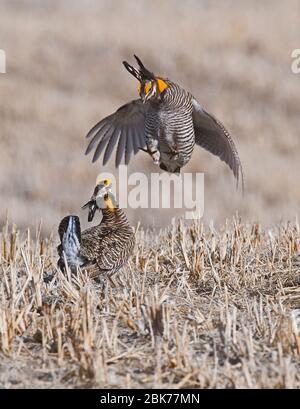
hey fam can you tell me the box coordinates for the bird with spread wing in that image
[85,55,244,190]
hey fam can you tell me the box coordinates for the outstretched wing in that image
[192,98,244,191]
[85,99,147,166]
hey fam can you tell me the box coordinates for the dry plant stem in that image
[0,217,300,388]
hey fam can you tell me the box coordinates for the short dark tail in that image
[57,215,82,272]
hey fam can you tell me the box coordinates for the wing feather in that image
[116,130,127,167]
[85,99,147,167]
[103,128,121,166]
[132,128,142,154]
[86,122,111,156]
[192,98,244,191]
[91,126,115,162]
[124,128,133,165]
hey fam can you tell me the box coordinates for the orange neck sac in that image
[105,196,117,213]
[157,78,168,93]
[137,78,168,95]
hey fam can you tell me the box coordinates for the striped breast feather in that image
[163,81,192,108]
[92,231,132,273]
[85,99,147,167]
[192,98,244,192]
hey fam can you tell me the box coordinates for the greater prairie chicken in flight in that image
[85,55,244,189]
[57,178,135,279]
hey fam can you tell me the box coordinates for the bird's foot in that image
[93,275,107,292]
[138,147,152,155]
[161,149,180,161]
[159,163,168,172]
[152,151,160,165]
[93,272,117,291]
[138,147,160,165]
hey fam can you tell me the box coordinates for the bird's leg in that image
[161,148,180,161]
[92,275,107,292]
[88,269,118,291]
[139,140,160,165]
[138,146,156,155]
[150,150,160,165]
[159,163,181,174]
[83,265,107,291]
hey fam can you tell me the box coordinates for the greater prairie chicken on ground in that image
[85,55,244,189]
[57,178,135,279]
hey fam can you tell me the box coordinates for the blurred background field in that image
[0,0,299,234]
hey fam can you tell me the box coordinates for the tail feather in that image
[57,215,83,272]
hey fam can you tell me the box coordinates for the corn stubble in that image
[0,217,300,388]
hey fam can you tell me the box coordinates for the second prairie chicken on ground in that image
[57,178,135,279]
[85,55,244,189]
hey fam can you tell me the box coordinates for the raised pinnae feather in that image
[133,55,155,80]
[122,60,142,81]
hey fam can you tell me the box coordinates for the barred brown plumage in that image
[85,55,244,191]
[57,179,135,279]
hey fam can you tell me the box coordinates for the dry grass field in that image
[0,0,300,389]
[1,218,300,388]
